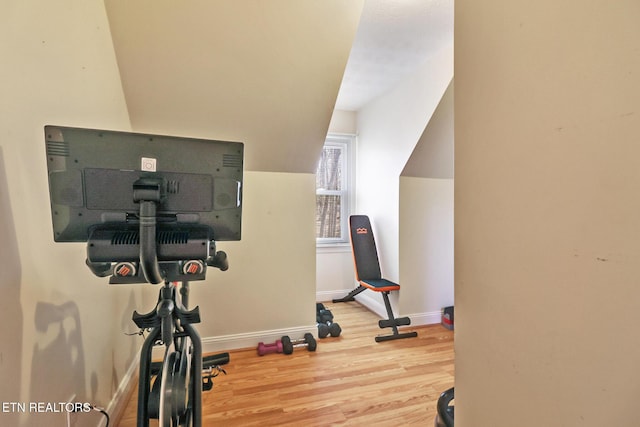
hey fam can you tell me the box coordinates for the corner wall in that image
[455,1,640,425]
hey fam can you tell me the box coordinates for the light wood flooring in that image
[116,301,454,426]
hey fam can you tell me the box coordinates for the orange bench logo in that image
[356,227,368,234]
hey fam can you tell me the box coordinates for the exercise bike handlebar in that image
[208,251,229,271]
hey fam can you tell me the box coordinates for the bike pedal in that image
[201,366,226,391]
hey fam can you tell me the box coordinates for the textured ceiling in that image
[335,0,454,111]
[105,0,363,173]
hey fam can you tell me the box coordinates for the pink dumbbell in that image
[257,340,284,356]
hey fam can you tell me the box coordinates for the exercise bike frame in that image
[135,281,204,427]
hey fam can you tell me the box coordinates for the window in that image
[315,135,354,244]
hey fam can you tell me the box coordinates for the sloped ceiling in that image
[104,0,364,173]
[402,79,453,179]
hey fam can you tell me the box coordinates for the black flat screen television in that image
[45,125,243,243]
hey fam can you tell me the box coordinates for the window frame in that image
[315,134,355,246]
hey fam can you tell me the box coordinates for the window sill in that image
[316,243,351,254]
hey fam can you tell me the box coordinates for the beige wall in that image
[0,1,146,425]
[193,171,317,342]
[399,177,453,319]
[455,1,640,425]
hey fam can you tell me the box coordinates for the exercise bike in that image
[45,125,245,427]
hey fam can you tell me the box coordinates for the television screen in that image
[45,125,243,243]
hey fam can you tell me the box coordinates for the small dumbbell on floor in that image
[316,303,329,321]
[318,321,342,338]
[257,340,284,356]
[281,333,317,355]
[316,303,341,338]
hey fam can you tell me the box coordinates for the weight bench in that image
[333,215,418,342]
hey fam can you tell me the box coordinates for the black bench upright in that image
[333,215,418,342]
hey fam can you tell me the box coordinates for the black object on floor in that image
[434,387,454,427]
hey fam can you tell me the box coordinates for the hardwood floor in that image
[116,301,454,426]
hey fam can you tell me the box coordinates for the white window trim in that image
[316,134,356,247]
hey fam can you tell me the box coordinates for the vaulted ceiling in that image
[104,0,364,173]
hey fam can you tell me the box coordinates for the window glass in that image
[315,136,353,244]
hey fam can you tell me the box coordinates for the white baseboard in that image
[406,310,442,326]
[103,354,138,427]
[201,324,316,354]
